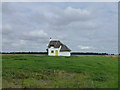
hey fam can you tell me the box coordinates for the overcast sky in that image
[2,2,118,54]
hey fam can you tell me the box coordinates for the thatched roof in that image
[48,40,71,51]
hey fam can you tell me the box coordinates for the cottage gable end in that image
[47,39,71,56]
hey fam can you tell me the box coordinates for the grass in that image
[2,55,118,88]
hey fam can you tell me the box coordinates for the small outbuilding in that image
[46,39,71,56]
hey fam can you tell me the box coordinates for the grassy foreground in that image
[2,55,118,88]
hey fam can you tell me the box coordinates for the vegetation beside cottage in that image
[2,55,118,88]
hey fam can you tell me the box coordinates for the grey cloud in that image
[31,6,94,26]
[78,45,93,50]
[52,7,93,25]
[23,30,49,40]
[2,24,12,35]
[56,7,92,24]
[2,2,118,54]
[2,3,13,14]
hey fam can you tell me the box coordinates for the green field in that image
[2,55,118,88]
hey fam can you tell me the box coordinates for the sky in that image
[2,2,118,54]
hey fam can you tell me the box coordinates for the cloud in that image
[57,35,67,40]
[2,24,12,35]
[23,30,49,40]
[78,45,93,50]
[2,38,13,45]
[2,3,13,14]
[21,30,49,45]
[10,40,26,46]
[0,25,2,34]
[20,40,26,45]
[31,6,93,26]
[2,2,118,53]
[63,7,91,21]
[51,7,93,25]
[28,30,48,38]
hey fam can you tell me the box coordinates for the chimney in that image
[50,37,52,41]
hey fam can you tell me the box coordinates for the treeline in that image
[1,52,48,55]
[71,52,110,55]
[0,52,116,55]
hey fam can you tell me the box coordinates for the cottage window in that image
[51,50,54,53]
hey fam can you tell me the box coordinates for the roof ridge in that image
[48,40,71,51]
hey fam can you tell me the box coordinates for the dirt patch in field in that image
[103,55,119,59]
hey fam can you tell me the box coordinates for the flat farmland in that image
[2,55,118,88]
